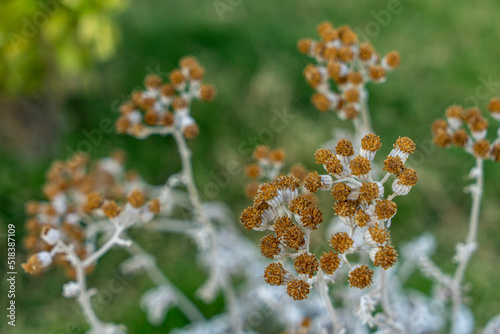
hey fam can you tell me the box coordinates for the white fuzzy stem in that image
[126,241,205,323]
[451,158,484,333]
[172,129,242,333]
[317,270,343,333]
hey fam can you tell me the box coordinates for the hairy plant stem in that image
[317,270,342,333]
[172,129,243,333]
[126,241,206,322]
[450,158,484,333]
[359,92,373,136]
[64,246,105,333]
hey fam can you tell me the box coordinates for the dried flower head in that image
[348,265,373,289]
[331,183,352,201]
[264,262,286,286]
[286,279,310,301]
[383,156,405,175]
[127,189,145,208]
[320,251,341,275]
[336,139,354,157]
[304,171,324,193]
[330,232,354,253]
[315,148,333,164]
[371,245,398,269]
[294,253,319,278]
[102,200,121,218]
[375,199,397,220]
[260,235,282,259]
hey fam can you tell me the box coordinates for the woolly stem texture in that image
[451,157,484,333]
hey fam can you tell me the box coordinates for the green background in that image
[1,0,500,332]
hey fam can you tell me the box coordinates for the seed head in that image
[359,43,375,61]
[289,196,313,215]
[245,164,261,179]
[361,133,382,152]
[433,130,452,148]
[452,129,469,147]
[325,157,344,175]
[270,149,286,164]
[383,156,405,175]
[431,119,448,134]
[264,262,286,286]
[338,46,354,62]
[373,245,398,269]
[375,199,397,220]
[343,88,359,103]
[283,226,306,250]
[102,200,121,218]
[330,232,354,253]
[394,137,416,154]
[254,145,270,160]
[286,279,310,301]
[304,64,322,88]
[334,200,357,218]
[85,192,103,212]
[473,140,490,159]
[297,38,313,54]
[304,171,323,193]
[199,84,216,101]
[148,199,161,214]
[320,251,341,274]
[348,265,373,289]
[144,74,162,89]
[169,69,185,85]
[398,168,418,186]
[369,65,386,82]
[355,209,371,227]
[311,93,331,112]
[260,235,281,259]
[240,206,263,230]
[383,51,400,69]
[350,156,372,176]
[315,148,333,164]
[368,226,390,244]
[336,139,354,156]
[331,183,352,201]
[300,206,323,230]
[359,182,380,202]
[487,97,500,113]
[127,189,145,208]
[294,253,318,278]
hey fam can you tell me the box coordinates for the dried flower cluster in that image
[241,133,418,300]
[432,98,500,161]
[298,21,400,120]
[115,56,216,139]
[22,151,160,277]
[244,145,309,199]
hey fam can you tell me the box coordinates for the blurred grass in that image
[2,0,500,332]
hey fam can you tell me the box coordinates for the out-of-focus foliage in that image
[0,0,128,95]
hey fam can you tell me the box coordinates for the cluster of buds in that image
[432,98,500,161]
[244,145,309,199]
[241,133,418,300]
[298,21,400,119]
[22,152,161,276]
[115,56,216,139]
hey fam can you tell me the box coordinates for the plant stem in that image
[317,270,342,333]
[172,129,242,332]
[126,241,206,322]
[450,158,484,333]
[68,247,104,332]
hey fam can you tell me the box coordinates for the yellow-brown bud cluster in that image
[116,55,215,139]
[298,21,400,119]
[432,99,500,161]
[22,152,160,277]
